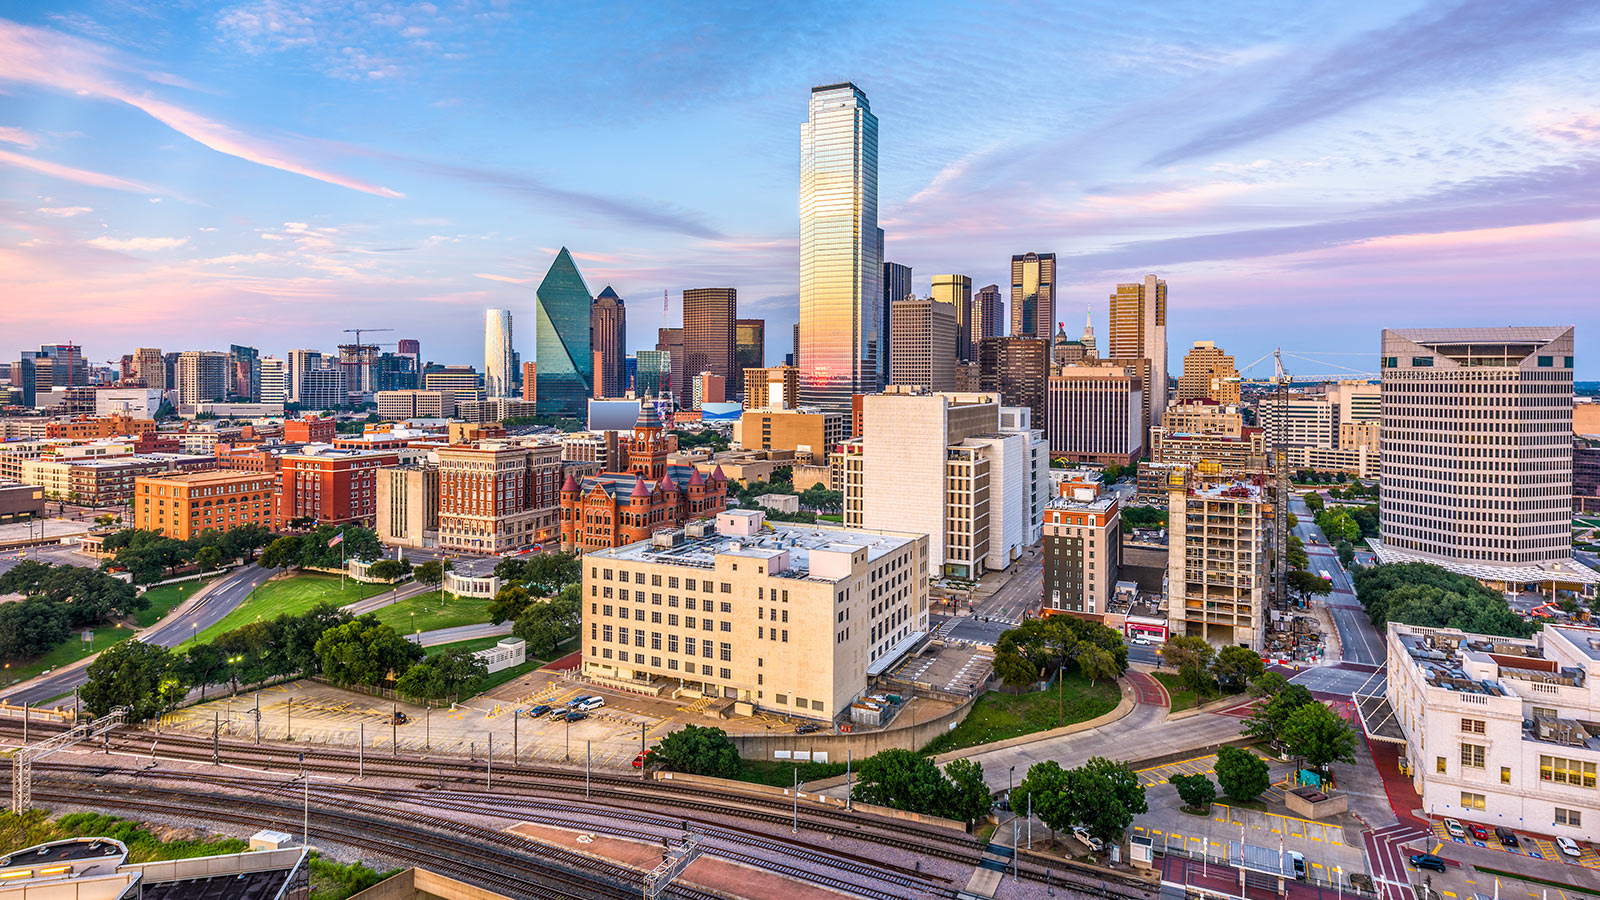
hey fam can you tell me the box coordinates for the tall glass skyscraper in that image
[534,247,594,416]
[799,82,881,410]
[484,308,515,398]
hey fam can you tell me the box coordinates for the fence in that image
[1158,844,1378,899]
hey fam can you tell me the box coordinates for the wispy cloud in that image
[36,205,93,217]
[0,147,155,192]
[1146,0,1599,167]
[0,125,37,148]
[88,235,190,251]
[0,17,404,198]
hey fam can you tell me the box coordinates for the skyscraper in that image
[882,262,912,382]
[735,318,765,400]
[1177,340,1239,404]
[534,247,594,417]
[1080,307,1097,358]
[932,274,973,362]
[484,309,515,398]
[133,348,166,390]
[683,287,736,393]
[1010,253,1055,339]
[799,82,881,410]
[176,351,230,405]
[655,327,684,400]
[889,296,957,390]
[1373,326,1596,588]
[978,336,1050,430]
[590,287,627,399]
[229,344,260,401]
[1109,274,1168,439]
[973,284,1003,344]
[260,357,287,405]
[286,349,322,404]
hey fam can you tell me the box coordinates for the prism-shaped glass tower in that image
[534,247,594,417]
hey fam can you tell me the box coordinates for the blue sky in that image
[2,0,1598,378]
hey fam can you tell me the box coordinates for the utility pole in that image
[287,697,292,740]
[512,709,518,760]
[586,741,591,799]
[391,703,397,757]
[486,732,492,788]
[845,751,851,811]
[640,722,647,782]
[792,767,799,834]
[213,711,219,765]
[358,723,364,779]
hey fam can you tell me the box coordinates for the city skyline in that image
[2,2,1598,377]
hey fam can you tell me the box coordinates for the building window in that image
[1461,718,1485,735]
[1459,792,1485,812]
[1539,755,1597,787]
[1460,744,1485,769]
[719,642,731,662]
[1555,808,1582,827]
[1537,355,1553,367]
[1436,756,1447,774]
[1500,767,1511,784]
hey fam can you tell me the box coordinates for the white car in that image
[1443,819,1466,839]
[1072,826,1103,851]
[1556,836,1582,858]
[578,696,606,711]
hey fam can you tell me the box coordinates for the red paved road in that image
[1127,670,1168,707]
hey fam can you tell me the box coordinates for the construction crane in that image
[343,327,393,348]
[1268,349,1291,613]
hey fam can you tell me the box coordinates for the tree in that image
[229,523,275,561]
[1213,645,1265,694]
[80,639,183,721]
[1280,701,1357,777]
[1286,534,1309,571]
[1301,492,1324,512]
[366,559,411,582]
[650,724,741,778]
[1336,540,1355,568]
[1248,671,1290,699]
[512,584,581,658]
[1288,569,1333,606]
[488,585,536,624]
[851,750,955,817]
[195,546,223,572]
[1352,562,1535,637]
[1242,684,1316,751]
[1162,635,1215,693]
[1170,773,1215,812]
[1215,745,1271,802]
[1012,760,1072,839]
[943,758,994,824]
[414,560,444,601]
[258,535,302,569]
[0,598,70,660]
[1077,645,1118,688]
[1069,757,1148,846]
[314,618,424,687]
[992,648,1041,688]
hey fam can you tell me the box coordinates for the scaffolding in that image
[12,706,128,812]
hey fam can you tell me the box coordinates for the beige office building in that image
[581,509,928,720]
[735,408,847,462]
[1258,395,1335,449]
[1373,326,1595,588]
[889,296,957,391]
[1163,400,1245,437]
[1108,275,1168,438]
[376,390,456,420]
[376,465,440,549]
[743,365,800,410]
[1167,474,1272,650]
[1177,341,1240,405]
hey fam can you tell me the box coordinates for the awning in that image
[866,630,928,677]
[1356,693,1407,745]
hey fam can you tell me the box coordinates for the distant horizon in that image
[3,2,1597,378]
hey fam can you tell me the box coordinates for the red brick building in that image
[274,447,399,527]
[559,404,727,552]
[283,417,336,444]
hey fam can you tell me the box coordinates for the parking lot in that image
[1429,820,1600,870]
[884,642,992,695]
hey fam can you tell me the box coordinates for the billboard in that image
[699,401,742,422]
[588,399,641,432]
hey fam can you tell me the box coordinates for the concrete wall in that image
[727,690,977,760]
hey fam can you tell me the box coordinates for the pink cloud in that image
[0,147,155,193]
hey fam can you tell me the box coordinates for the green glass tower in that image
[534,247,594,417]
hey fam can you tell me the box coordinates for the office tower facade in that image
[977,336,1050,432]
[259,357,287,405]
[35,344,86,387]
[744,364,800,410]
[534,247,594,416]
[737,408,846,461]
[848,389,1045,578]
[791,322,800,368]
[286,350,322,404]
[229,344,260,401]
[1258,395,1335,449]
[799,82,881,410]
[636,351,671,398]
[734,318,765,400]
[1047,362,1144,465]
[297,368,346,410]
[483,309,515,398]
[1009,253,1055,339]
[882,261,913,382]
[589,287,627,399]
[1178,341,1239,404]
[932,274,974,362]
[1052,323,1087,368]
[889,296,957,391]
[1374,326,1594,587]
[973,284,1003,345]
[656,327,685,400]
[437,441,563,554]
[1080,309,1097,358]
[521,361,537,402]
[1166,473,1272,650]
[176,351,230,405]
[397,338,420,357]
[133,348,166,390]
[683,287,737,392]
[1109,275,1169,440]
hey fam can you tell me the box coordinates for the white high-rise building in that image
[484,309,515,398]
[798,82,880,410]
[286,349,323,404]
[1372,326,1595,587]
[259,357,287,405]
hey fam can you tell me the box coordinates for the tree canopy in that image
[1014,757,1146,846]
[849,750,995,824]
[992,616,1128,689]
[314,618,425,687]
[1281,701,1358,776]
[81,640,184,721]
[1214,745,1271,802]
[1353,562,1535,637]
[649,724,741,778]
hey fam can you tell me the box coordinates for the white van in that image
[578,696,606,712]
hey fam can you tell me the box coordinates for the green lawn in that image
[1152,672,1218,712]
[368,593,491,635]
[186,573,388,646]
[921,671,1120,755]
[734,758,846,788]
[424,636,507,656]
[2,577,217,685]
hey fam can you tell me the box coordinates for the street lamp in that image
[228,655,243,696]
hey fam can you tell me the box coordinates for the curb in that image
[929,676,1139,765]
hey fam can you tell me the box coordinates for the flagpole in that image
[340,531,346,591]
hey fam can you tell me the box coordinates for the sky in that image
[2,0,1598,380]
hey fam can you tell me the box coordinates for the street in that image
[1288,495,1385,667]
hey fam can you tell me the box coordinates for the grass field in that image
[187,573,388,646]
[735,758,846,788]
[2,577,218,685]
[1152,672,1218,712]
[423,635,506,656]
[921,670,1120,755]
[368,594,491,635]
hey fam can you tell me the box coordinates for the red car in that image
[632,751,654,769]
[1467,823,1490,841]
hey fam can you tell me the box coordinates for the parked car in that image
[1443,819,1466,839]
[632,751,653,769]
[549,709,570,722]
[1557,836,1582,858]
[795,723,821,734]
[1494,827,1518,848]
[1409,854,1446,872]
[566,695,592,708]
[578,696,606,711]
[1288,851,1306,880]
[565,711,589,723]
[1467,823,1489,841]
[1072,827,1103,851]
[528,705,552,719]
